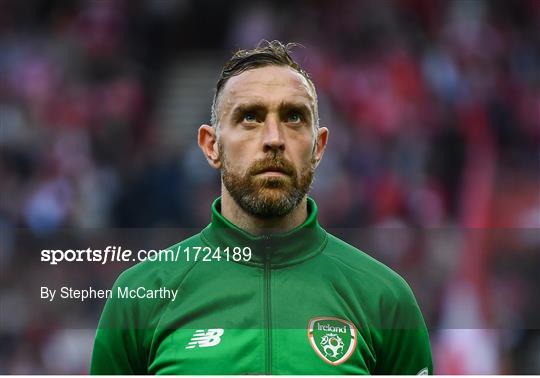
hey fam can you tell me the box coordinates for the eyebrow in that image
[230,102,266,120]
[230,100,313,121]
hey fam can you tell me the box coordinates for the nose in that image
[262,115,285,153]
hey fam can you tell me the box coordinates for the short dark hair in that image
[211,40,319,128]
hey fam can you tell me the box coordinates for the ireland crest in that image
[307,317,357,365]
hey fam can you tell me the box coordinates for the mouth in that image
[258,171,288,177]
[255,167,290,176]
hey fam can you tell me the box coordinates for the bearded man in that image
[91,40,433,375]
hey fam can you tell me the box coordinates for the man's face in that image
[214,65,323,218]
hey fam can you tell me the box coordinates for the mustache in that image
[248,156,295,176]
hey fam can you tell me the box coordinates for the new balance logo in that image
[185,329,224,349]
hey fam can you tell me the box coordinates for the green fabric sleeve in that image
[90,274,148,374]
[373,277,433,375]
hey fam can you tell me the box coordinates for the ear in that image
[198,124,222,169]
[313,127,329,168]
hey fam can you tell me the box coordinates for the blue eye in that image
[287,113,302,123]
[243,113,257,123]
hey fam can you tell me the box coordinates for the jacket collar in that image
[201,197,327,268]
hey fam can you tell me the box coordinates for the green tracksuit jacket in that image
[91,197,433,374]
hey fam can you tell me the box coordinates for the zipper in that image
[263,236,272,374]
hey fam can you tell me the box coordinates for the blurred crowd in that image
[0,0,539,374]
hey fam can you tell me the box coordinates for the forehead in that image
[218,65,316,115]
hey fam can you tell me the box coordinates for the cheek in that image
[289,146,316,174]
[220,139,251,171]
[294,136,317,161]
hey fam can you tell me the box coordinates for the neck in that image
[220,185,308,236]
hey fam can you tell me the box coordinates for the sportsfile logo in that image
[185,329,224,349]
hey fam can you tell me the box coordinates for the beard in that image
[220,143,316,218]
